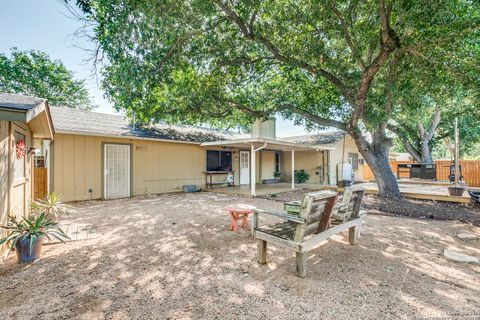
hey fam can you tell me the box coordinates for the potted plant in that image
[273,170,281,183]
[0,192,71,263]
[0,213,69,263]
[294,169,310,183]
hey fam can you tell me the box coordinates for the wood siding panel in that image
[61,134,75,200]
[53,134,63,193]
[329,136,365,182]
[53,133,211,201]
[84,136,95,197]
[0,120,10,255]
[261,151,275,180]
[74,135,85,197]
[280,151,325,184]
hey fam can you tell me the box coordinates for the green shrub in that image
[294,169,310,183]
[273,171,281,179]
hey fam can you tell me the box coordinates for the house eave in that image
[54,129,206,145]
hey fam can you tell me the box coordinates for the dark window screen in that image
[275,152,280,172]
[206,150,232,171]
[348,152,359,170]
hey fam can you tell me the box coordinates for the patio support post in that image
[251,144,256,196]
[291,149,295,190]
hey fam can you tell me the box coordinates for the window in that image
[348,152,359,170]
[206,150,232,171]
[275,152,280,172]
[34,156,45,168]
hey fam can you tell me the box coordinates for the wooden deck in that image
[211,181,471,204]
[320,182,471,204]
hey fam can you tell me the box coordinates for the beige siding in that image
[280,151,325,184]
[328,135,364,182]
[0,120,10,241]
[1,121,33,257]
[260,150,275,180]
[52,133,242,201]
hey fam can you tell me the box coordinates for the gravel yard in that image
[1,192,479,320]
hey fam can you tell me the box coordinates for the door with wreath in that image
[11,126,29,219]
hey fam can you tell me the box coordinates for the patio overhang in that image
[200,137,333,152]
[201,138,332,196]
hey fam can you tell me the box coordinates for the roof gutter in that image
[254,142,267,152]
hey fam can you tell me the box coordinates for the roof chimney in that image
[251,118,276,140]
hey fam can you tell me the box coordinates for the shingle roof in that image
[0,93,46,110]
[283,131,346,145]
[50,106,246,143]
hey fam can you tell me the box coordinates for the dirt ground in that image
[1,192,480,320]
[265,189,480,226]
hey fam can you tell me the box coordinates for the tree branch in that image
[225,99,274,118]
[388,125,422,162]
[425,108,441,141]
[213,0,354,103]
[225,98,348,131]
[279,104,348,131]
[331,1,366,70]
[350,0,398,127]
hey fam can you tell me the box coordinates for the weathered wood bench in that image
[252,189,366,277]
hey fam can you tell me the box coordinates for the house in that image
[46,107,365,200]
[1,93,366,205]
[283,131,365,183]
[0,93,54,255]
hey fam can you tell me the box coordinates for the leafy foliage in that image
[294,169,310,184]
[68,0,480,197]
[30,192,73,219]
[0,48,94,110]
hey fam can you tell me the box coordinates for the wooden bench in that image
[252,189,366,277]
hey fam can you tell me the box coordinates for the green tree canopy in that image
[0,48,95,110]
[70,0,480,198]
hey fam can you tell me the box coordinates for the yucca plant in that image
[30,192,73,219]
[0,213,69,263]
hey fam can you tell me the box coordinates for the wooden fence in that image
[34,167,48,200]
[362,160,480,187]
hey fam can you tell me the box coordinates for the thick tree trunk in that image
[420,140,433,163]
[364,151,401,198]
[351,128,401,199]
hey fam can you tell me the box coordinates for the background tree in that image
[387,41,480,163]
[0,48,95,110]
[69,0,479,198]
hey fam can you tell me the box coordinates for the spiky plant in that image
[30,192,73,218]
[0,213,69,257]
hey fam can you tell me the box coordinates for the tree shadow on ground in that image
[0,192,479,320]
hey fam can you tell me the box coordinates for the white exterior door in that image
[104,144,131,199]
[240,151,250,185]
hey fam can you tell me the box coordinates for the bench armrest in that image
[253,208,306,224]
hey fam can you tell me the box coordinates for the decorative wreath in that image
[16,139,26,160]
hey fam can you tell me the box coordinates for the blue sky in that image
[0,0,315,137]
